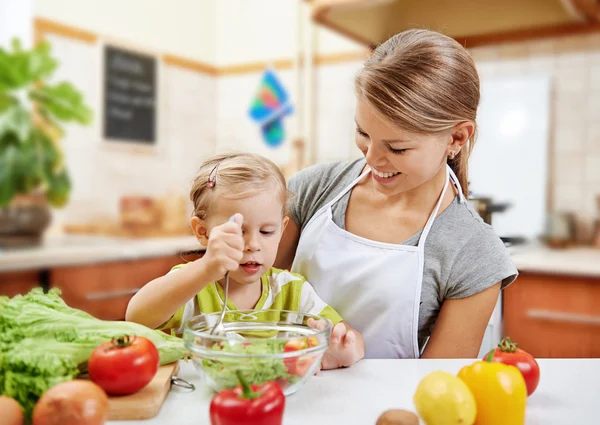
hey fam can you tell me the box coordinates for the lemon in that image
[413,371,476,425]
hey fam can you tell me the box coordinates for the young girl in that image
[126,153,364,370]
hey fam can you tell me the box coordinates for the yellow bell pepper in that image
[458,355,527,425]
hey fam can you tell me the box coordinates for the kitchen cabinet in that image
[0,251,201,321]
[311,0,600,48]
[0,270,41,298]
[503,272,600,358]
[49,255,190,321]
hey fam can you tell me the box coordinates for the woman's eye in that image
[356,128,368,138]
[260,231,275,235]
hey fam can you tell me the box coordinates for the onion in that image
[32,380,109,425]
[0,396,24,425]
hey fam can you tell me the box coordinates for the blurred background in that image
[1,0,599,358]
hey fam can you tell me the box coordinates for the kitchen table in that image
[109,358,599,425]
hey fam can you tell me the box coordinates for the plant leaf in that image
[27,41,58,82]
[0,93,16,113]
[0,143,18,206]
[0,104,33,142]
[30,82,93,125]
[0,39,57,91]
[46,168,71,207]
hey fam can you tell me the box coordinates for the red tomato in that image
[283,338,317,376]
[294,356,315,376]
[88,335,159,395]
[484,337,540,396]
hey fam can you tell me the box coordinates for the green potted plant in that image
[0,39,92,247]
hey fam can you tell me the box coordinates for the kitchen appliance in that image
[467,195,512,226]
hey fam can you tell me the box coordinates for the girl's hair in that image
[190,153,289,220]
[355,29,480,197]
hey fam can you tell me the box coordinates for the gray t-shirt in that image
[288,158,518,350]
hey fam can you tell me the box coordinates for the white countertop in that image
[510,245,600,278]
[109,359,600,425]
[0,235,200,272]
[1,234,599,278]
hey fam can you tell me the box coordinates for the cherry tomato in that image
[283,338,317,376]
[484,337,540,396]
[88,335,159,395]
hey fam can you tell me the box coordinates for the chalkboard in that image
[103,45,156,144]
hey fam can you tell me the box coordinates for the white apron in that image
[291,164,465,358]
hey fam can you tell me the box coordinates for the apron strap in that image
[417,165,453,248]
[329,167,371,207]
[447,165,466,203]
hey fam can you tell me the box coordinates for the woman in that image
[275,29,518,359]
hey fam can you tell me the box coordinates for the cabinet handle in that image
[85,288,140,301]
[527,309,600,326]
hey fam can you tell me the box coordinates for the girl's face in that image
[354,97,452,197]
[199,185,288,285]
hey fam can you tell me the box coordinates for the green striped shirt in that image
[159,266,343,336]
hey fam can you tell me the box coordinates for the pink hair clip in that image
[207,163,220,188]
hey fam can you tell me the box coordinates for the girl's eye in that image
[389,146,407,155]
[356,128,368,138]
[260,231,275,235]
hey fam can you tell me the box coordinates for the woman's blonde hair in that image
[355,29,480,197]
[190,153,289,220]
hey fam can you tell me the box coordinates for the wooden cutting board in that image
[107,362,180,420]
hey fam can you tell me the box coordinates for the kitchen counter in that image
[510,245,600,278]
[0,234,200,272]
[110,359,599,425]
[1,234,599,278]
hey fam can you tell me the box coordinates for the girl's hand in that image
[202,214,244,282]
[308,318,365,370]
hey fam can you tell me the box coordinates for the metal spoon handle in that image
[218,272,229,325]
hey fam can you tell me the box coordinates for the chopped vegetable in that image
[31,380,108,425]
[209,371,285,425]
[201,340,303,389]
[89,335,159,395]
[0,288,188,420]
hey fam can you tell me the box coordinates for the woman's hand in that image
[308,319,365,370]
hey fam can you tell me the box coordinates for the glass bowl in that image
[183,310,331,396]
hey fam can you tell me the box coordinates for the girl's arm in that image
[126,219,244,328]
[125,258,215,329]
[421,282,501,358]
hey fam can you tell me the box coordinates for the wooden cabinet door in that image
[0,271,41,297]
[503,272,600,358]
[50,255,186,321]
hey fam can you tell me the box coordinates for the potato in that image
[376,409,419,425]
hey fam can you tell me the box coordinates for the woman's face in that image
[354,97,451,197]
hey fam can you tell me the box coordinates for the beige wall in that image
[32,1,600,238]
[214,0,363,67]
[35,0,217,63]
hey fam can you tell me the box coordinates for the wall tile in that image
[584,154,600,183]
[554,183,584,212]
[586,124,600,153]
[554,123,585,153]
[555,153,585,185]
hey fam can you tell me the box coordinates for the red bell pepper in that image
[209,370,285,425]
